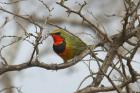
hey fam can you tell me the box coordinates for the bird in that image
[50,29,87,63]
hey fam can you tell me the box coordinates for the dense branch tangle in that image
[55,1,140,93]
[0,0,140,93]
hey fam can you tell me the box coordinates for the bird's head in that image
[50,29,65,45]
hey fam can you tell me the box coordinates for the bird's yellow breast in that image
[59,45,74,62]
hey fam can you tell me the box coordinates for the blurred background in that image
[0,0,140,93]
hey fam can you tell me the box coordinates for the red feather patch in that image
[51,34,64,45]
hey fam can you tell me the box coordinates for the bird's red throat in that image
[51,35,64,45]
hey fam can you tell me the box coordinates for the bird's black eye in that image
[55,32,61,35]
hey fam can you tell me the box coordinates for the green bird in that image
[50,29,87,62]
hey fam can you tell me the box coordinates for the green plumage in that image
[50,29,87,62]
